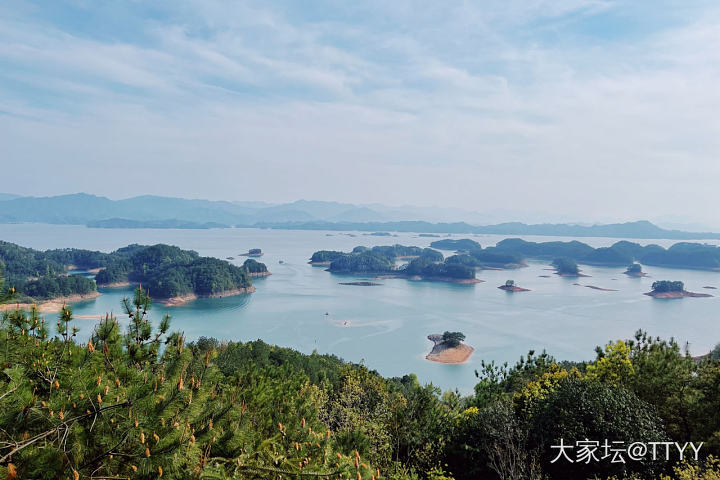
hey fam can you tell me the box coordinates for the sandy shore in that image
[159,286,256,306]
[0,291,102,314]
[97,281,132,288]
[425,334,474,364]
[645,290,713,299]
[248,271,272,277]
[573,283,618,292]
[624,271,648,277]
[498,285,530,292]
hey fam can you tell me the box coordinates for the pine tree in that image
[0,287,377,479]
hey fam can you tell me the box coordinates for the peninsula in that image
[0,241,268,308]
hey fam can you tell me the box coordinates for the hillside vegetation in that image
[0,241,267,301]
[2,288,720,479]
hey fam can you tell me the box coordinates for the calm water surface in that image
[2,224,720,393]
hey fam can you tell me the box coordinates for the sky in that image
[1,1,719,227]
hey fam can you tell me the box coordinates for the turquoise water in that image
[2,223,720,393]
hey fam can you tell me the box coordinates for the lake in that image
[2,223,720,394]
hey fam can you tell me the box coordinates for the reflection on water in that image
[2,223,720,394]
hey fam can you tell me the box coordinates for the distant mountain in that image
[0,193,21,201]
[87,218,229,229]
[1,193,719,240]
[257,220,720,240]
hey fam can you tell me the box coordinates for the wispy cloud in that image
[1,0,719,226]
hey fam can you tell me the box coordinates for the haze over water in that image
[2,223,719,393]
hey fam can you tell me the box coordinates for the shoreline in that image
[624,271,648,277]
[425,334,474,364]
[644,290,713,299]
[0,291,102,314]
[333,272,484,284]
[574,283,618,292]
[248,271,272,277]
[498,285,530,292]
[159,286,256,306]
[555,272,591,278]
[98,281,132,288]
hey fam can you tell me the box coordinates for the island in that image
[240,248,263,257]
[624,263,647,277]
[95,244,266,304]
[430,238,482,251]
[425,331,474,364]
[498,279,530,292]
[0,241,268,310]
[552,257,589,277]
[242,258,271,277]
[644,280,713,299]
[308,250,346,265]
[310,244,482,283]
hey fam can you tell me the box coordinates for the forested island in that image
[624,263,647,277]
[0,241,267,306]
[4,292,720,479]
[310,244,480,283]
[645,280,713,299]
[552,257,586,277]
[432,237,720,271]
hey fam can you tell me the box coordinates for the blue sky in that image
[1,1,719,226]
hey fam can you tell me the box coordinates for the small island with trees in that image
[624,263,647,277]
[552,257,589,277]
[498,279,530,292]
[426,331,474,364]
[240,248,263,257]
[645,280,713,299]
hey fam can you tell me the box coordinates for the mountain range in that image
[1,193,719,240]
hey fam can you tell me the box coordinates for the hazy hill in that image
[1,193,719,240]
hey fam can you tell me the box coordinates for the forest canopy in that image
[0,241,267,301]
[2,293,720,479]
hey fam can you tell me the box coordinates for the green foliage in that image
[585,340,635,385]
[403,257,475,280]
[529,378,668,480]
[22,274,97,299]
[441,332,465,348]
[1,241,264,302]
[444,254,479,267]
[310,250,346,263]
[242,258,268,274]
[96,244,260,298]
[552,257,579,275]
[329,252,395,274]
[652,280,685,292]
[0,291,375,480]
[626,263,643,273]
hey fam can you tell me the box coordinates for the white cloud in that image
[1,0,719,226]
